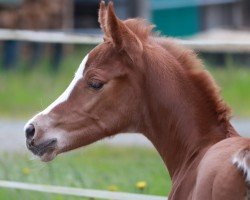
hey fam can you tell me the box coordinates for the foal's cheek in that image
[81,96,96,109]
[82,96,100,112]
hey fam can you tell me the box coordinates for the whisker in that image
[40,98,44,108]
[28,154,38,161]
[27,156,47,171]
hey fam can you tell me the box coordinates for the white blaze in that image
[41,54,89,114]
[24,54,89,131]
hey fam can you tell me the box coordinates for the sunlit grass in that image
[0,145,170,199]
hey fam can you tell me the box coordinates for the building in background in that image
[149,0,250,66]
[0,0,149,33]
[150,0,250,37]
[0,0,249,36]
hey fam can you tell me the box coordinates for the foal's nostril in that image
[25,124,35,139]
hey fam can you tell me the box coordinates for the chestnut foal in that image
[24,2,250,199]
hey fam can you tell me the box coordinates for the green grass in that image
[0,145,170,199]
[209,67,250,117]
[0,47,250,118]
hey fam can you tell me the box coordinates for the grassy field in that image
[0,47,250,118]
[0,145,170,200]
[210,67,250,117]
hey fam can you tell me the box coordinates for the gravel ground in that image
[0,119,249,153]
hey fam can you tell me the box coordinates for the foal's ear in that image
[106,2,143,60]
[98,1,109,37]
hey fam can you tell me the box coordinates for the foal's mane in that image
[158,38,232,123]
[124,19,232,129]
[123,19,155,41]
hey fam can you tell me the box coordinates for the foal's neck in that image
[141,45,237,178]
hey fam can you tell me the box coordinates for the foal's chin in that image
[37,137,100,162]
[40,150,58,162]
[28,140,60,162]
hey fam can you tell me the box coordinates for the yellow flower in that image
[136,181,147,190]
[107,185,119,191]
[22,167,30,175]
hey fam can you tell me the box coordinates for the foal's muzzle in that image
[26,138,57,157]
[25,123,57,156]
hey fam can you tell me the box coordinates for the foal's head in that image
[24,2,150,162]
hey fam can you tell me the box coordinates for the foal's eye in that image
[88,80,104,90]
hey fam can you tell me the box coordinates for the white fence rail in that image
[0,29,102,45]
[1,29,250,53]
[0,180,167,200]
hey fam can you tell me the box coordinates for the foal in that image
[24,2,250,199]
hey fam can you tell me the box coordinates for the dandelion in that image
[107,185,119,191]
[22,167,30,175]
[136,181,147,190]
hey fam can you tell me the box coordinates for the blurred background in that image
[0,0,249,199]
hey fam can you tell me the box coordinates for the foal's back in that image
[193,137,250,200]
